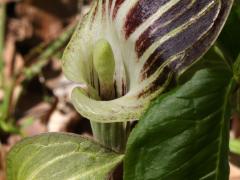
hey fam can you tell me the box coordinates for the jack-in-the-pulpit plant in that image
[62,0,233,152]
[63,0,232,122]
[6,0,237,180]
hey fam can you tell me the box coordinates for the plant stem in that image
[0,3,15,133]
[21,24,76,81]
[24,42,48,63]
[91,122,128,153]
[0,79,19,133]
[1,81,14,121]
[0,3,6,88]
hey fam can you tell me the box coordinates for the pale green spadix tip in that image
[93,39,115,82]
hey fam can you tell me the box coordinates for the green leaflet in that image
[218,1,240,61]
[124,67,233,180]
[7,133,123,180]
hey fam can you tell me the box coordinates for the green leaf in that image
[230,138,240,155]
[124,67,233,180]
[7,133,124,180]
[218,1,240,61]
[63,0,233,123]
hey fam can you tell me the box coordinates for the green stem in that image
[24,42,48,63]
[0,3,6,88]
[22,25,76,80]
[2,82,14,121]
[0,80,19,133]
[91,122,128,153]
